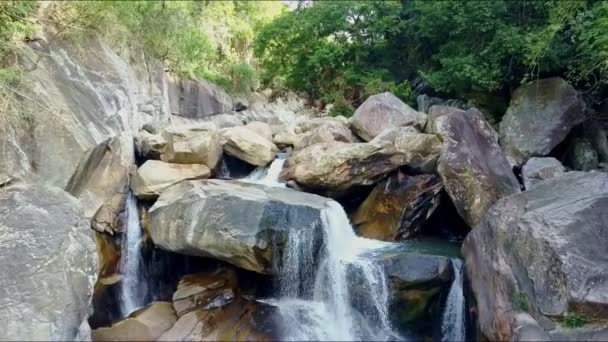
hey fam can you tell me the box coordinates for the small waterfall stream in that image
[118,192,145,316]
[242,154,287,187]
[267,201,399,341]
[441,259,466,341]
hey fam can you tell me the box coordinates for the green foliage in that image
[57,1,285,93]
[512,291,529,311]
[561,312,591,328]
[255,0,608,108]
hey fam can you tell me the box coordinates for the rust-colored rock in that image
[353,172,442,240]
[172,267,238,317]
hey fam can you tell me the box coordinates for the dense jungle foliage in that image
[1,1,607,117]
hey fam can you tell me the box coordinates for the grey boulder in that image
[436,108,520,227]
[462,171,608,341]
[148,179,332,273]
[0,182,97,340]
[350,92,426,141]
[499,77,584,164]
[522,157,566,189]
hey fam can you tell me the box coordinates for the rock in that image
[362,247,453,334]
[131,160,210,200]
[136,130,167,160]
[424,105,465,134]
[65,135,131,218]
[161,124,222,169]
[462,172,608,341]
[499,77,584,164]
[565,138,599,171]
[273,131,300,147]
[91,189,129,235]
[142,122,161,134]
[293,121,356,150]
[369,127,419,145]
[172,267,238,317]
[281,142,408,193]
[436,108,520,227]
[0,36,169,189]
[0,182,97,340]
[244,121,273,142]
[206,113,244,129]
[522,157,566,189]
[353,172,442,241]
[350,92,427,141]
[169,78,234,118]
[148,179,330,273]
[393,132,442,173]
[295,116,348,134]
[158,298,279,341]
[221,126,278,166]
[92,302,177,342]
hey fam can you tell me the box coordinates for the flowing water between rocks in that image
[441,259,466,342]
[116,156,469,340]
[118,192,146,316]
[242,153,287,187]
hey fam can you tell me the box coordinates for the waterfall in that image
[242,154,287,187]
[269,201,399,341]
[441,259,466,342]
[119,192,145,316]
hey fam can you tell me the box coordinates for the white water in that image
[242,155,286,187]
[441,259,466,342]
[119,193,145,316]
[271,201,399,341]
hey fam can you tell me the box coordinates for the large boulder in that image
[65,135,132,218]
[169,78,234,118]
[280,142,408,193]
[0,182,97,340]
[148,179,331,273]
[160,124,222,169]
[499,78,584,164]
[522,157,566,189]
[436,108,520,227]
[350,92,427,141]
[294,121,357,150]
[158,298,279,341]
[131,160,210,200]
[221,126,278,166]
[462,172,608,341]
[352,172,442,241]
[92,302,177,341]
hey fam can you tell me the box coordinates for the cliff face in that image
[1,34,170,188]
[0,30,242,217]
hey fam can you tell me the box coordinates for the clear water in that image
[118,192,145,316]
[270,201,400,341]
[441,259,466,342]
[242,154,287,187]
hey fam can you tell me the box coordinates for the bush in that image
[561,312,591,329]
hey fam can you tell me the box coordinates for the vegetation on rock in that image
[255,0,608,115]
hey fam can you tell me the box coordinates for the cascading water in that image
[268,201,399,341]
[242,154,287,187]
[441,259,466,342]
[118,192,145,316]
